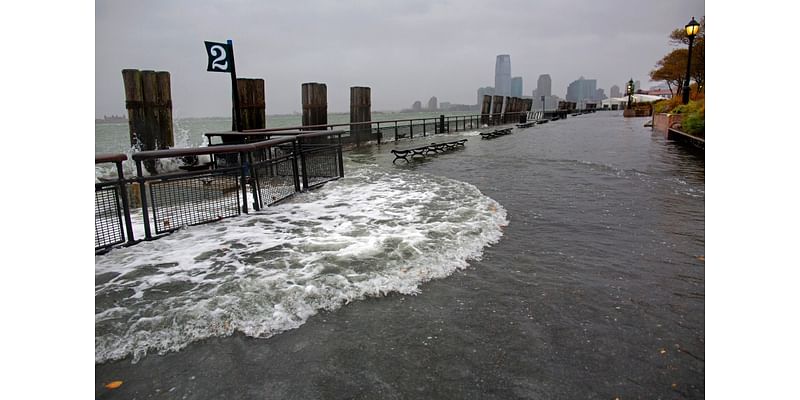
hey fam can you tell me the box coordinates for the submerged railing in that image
[95,154,135,250]
[95,131,344,253]
[205,112,530,146]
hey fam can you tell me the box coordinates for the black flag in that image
[204,41,233,73]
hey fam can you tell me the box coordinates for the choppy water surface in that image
[96,112,704,399]
[96,165,507,363]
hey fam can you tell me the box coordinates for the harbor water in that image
[95,111,704,399]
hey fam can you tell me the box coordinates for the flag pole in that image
[227,39,242,132]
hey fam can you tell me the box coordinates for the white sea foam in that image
[95,164,508,363]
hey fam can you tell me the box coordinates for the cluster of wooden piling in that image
[480,95,532,126]
[503,97,533,123]
[350,87,371,145]
[301,82,328,129]
[122,70,174,151]
[480,95,493,125]
[235,78,266,131]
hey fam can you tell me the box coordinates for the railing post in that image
[291,139,301,192]
[409,120,413,139]
[394,121,398,141]
[299,138,309,190]
[423,119,427,136]
[135,160,152,240]
[337,132,344,178]
[116,160,135,244]
[439,114,445,133]
[248,152,260,211]
[376,122,382,145]
[239,152,249,214]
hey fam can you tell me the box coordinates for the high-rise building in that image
[533,90,560,111]
[477,86,495,105]
[610,85,621,98]
[595,88,607,100]
[511,77,523,97]
[412,101,422,111]
[536,74,552,97]
[494,55,511,96]
[566,76,598,104]
[428,96,438,111]
[634,80,641,92]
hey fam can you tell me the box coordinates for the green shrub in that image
[682,101,705,135]
[654,97,683,114]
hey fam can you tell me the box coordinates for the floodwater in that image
[95,111,704,399]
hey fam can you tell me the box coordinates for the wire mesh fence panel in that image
[148,171,241,234]
[422,121,436,135]
[253,155,297,207]
[302,146,340,188]
[372,126,384,143]
[95,185,124,249]
[395,124,411,140]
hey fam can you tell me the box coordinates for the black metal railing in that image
[95,133,344,252]
[95,154,135,251]
[296,131,345,189]
[205,112,530,147]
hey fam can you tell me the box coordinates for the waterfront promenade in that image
[96,112,704,399]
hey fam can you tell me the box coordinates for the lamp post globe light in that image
[627,78,634,108]
[681,17,701,104]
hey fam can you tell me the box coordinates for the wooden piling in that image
[123,69,173,174]
[122,69,174,151]
[501,96,511,123]
[235,78,266,132]
[302,82,327,130]
[491,95,504,125]
[481,95,492,125]
[350,86,371,145]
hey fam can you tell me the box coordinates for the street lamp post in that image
[681,17,701,104]
[626,79,634,109]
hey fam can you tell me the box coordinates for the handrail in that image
[132,136,297,161]
[95,153,128,163]
[204,112,526,137]
[296,130,345,140]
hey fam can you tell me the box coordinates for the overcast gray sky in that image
[96,0,704,118]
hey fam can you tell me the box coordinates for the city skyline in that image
[96,0,704,117]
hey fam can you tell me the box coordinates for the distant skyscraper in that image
[412,101,422,111]
[477,86,495,105]
[533,90,559,111]
[610,85,621,98]
[428,96,438,111]
[566,76,598,104]
[494,55,511,96]
[511,77,523,97]
[536,74,552,97]
[595,88,607,100]
[634,80,641,92]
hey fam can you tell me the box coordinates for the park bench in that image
[515,121,536,128]
[391,139,467,163]
[479,128,513,139]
